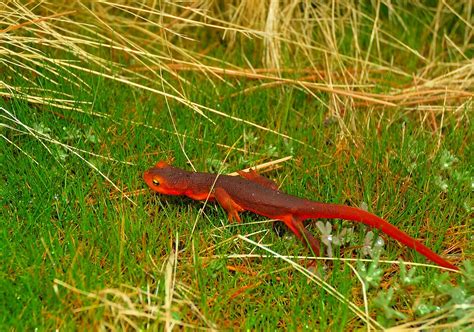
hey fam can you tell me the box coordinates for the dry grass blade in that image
[164,237,177,331]
[346,264,371,332]
[227,156,292,176]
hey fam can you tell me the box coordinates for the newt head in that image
[143,161,191,196]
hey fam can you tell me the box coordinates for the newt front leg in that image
[214,187,245,223]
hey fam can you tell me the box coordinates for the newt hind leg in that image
[213,186,320,256]
[282,216,321,256]
[214,187,245,223]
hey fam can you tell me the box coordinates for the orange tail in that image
[302,203,458,270]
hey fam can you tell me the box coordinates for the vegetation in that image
[1,1,472,330]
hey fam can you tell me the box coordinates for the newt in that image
[144,161,458,271]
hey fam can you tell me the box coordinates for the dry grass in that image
[53,243,218,330]
[1,1,471,117]
[387,304,474,331]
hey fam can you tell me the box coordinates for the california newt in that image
[144,161,458,271]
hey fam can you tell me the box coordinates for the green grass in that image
[1,1,473,330]
[2,75,472,330]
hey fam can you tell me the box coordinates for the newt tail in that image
[298,202,457,270]
[144,161,458,271]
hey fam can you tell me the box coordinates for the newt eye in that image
[152,178,160,186]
